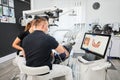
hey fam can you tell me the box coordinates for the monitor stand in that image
[82,52,102,61]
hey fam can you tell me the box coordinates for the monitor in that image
[81,33,111,58]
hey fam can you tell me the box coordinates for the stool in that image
[13,56,50,80]
[20,62,50,80]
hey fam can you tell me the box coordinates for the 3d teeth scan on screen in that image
[81,33,111,59]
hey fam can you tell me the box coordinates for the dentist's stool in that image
[20,62,50,80]
[13,56,50,80]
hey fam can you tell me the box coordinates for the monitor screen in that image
[81,33,111,58]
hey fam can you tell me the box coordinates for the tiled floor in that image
[0,58,120,80]
[107,59,120,80]
[0,59,19,80]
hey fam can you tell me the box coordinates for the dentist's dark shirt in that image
[22,30,59,70]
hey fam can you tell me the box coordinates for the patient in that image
[22,17,73,80]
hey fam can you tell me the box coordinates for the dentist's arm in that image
[55,44,69,58]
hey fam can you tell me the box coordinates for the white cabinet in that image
[109,36,120,58]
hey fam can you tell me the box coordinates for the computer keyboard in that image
[77,56,90,64]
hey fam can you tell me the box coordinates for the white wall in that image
[31,0,120,26]
[30,0,86,25]
[86,0,120,24]
[31,0,54,10]
[31,0,81,9]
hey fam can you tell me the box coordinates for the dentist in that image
[22,17,73,80]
